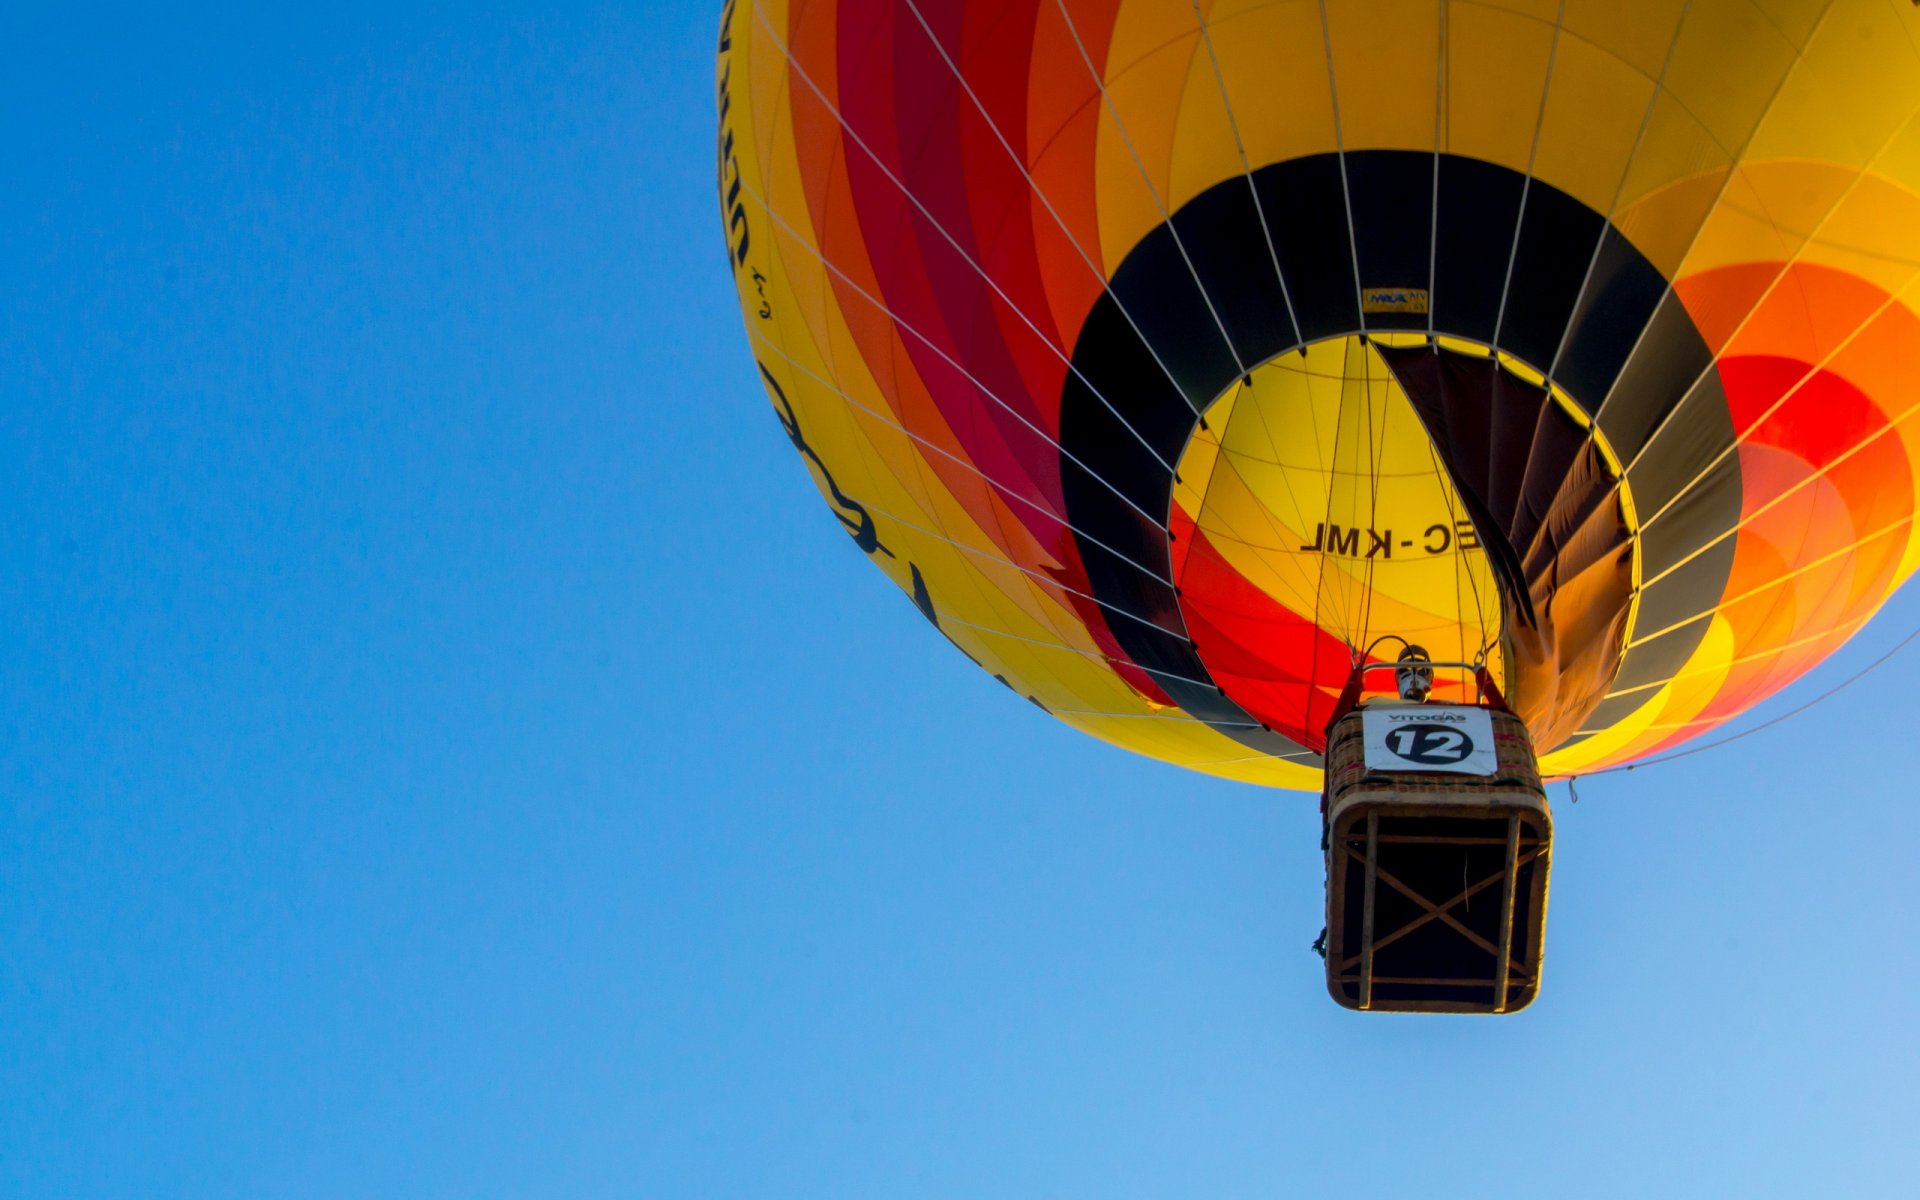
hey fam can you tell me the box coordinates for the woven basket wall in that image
[1325,708,1545,804]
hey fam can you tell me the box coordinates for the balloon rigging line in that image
[1176,443,1335,623]
[1360,340,1391,646]
[1605,49,1920,675]
[1611,95,1920,486]
[936,614,1320,757]
[1636,285,1911,538]
[748,2,1189,472]
[1427,0,1446,340]
[1050,709,1261,727]
[750,329,1181,591]
[1575,620,1920,779]
[1542,0,1694,386]
[1051,0,1255,377]
[893,0,1213,421]
[1343,358,1376,642]
[1636,351,1920,598]
[1310,342,1356,710]
[734,1,1920,782]
[1600,610,1874,703]
[1538,70,1918,666]
[737,174,1173,534]
[1215,365,1326,608]
[1576,0,1839,472]
[934,613,1217,694]
[1489,0,1569,351]
[1185,3,1326,549]
[1182,748,1323,769]
[1314,0,1372,335]
[860,496,1195,643]
[1189,0,1304,348]
[1623,512,1913,650]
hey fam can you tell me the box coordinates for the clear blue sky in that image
[5,5,1917,1197]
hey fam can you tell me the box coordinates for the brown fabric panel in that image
[1377,344,1636,750]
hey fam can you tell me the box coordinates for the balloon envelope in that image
[718,0,1920,788]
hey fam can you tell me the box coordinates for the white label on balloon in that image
[1362,705,1498,776]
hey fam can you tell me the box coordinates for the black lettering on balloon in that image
[715,50,750,268]
[910,563,938,625]
[760,363,893,558]
[910,565,1050,713]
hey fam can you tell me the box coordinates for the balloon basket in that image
[1321,706,1552,1014]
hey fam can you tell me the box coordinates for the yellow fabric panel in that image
[1530,31,1659,212]
[1604,1,1800,272]
[1171,388,1236,522]
[1561,0,1687,81]
[1188,340,1505,668]
[1092,24,1202,269]
[731,52,1111,745]
[1182,752,1320,789]
[1875,90,1920,193]
[742,0,795,175]
[1610,111,1730,277]
[1441,1,1556,169]
[1166,25,1260,219]
[1749,0,1832,49]
[1466,0,1564,23]
[1803,165,1920,298]
[1325,0,1442,152]
[1541,615,1737,772]
[1679,160,1855,286]
[1661,0,1801,158]
[1747,0,1920,167]
[1102,0,1207,83]
[1201,1,1342,172]
[725,0,1920,788]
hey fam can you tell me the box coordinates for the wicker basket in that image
[1323,704,1552,1014]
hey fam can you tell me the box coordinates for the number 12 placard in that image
[1360,705,1499,776]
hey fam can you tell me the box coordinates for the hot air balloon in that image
[716,0,1920,1010]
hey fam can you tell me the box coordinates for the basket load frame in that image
[1321,660,1552,1014]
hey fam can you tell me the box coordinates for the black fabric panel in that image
[1346,152,1434,334]
[1516,390,1590,547]
[1601,509,1742,703]
[1556,228,1673,406]
[1060,169,1317,756]
[1623,379,1740,569]
[1378,344,1634,747]
[1431,156,1524,342]
[1376,347,1539,627]
[1058,150,1738,756]
[1254,154,1359,343]
[1163,178,1298,396]
[1594,290,1720,461]
[1500,186,1604,371]
[1490,370,1547,533]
